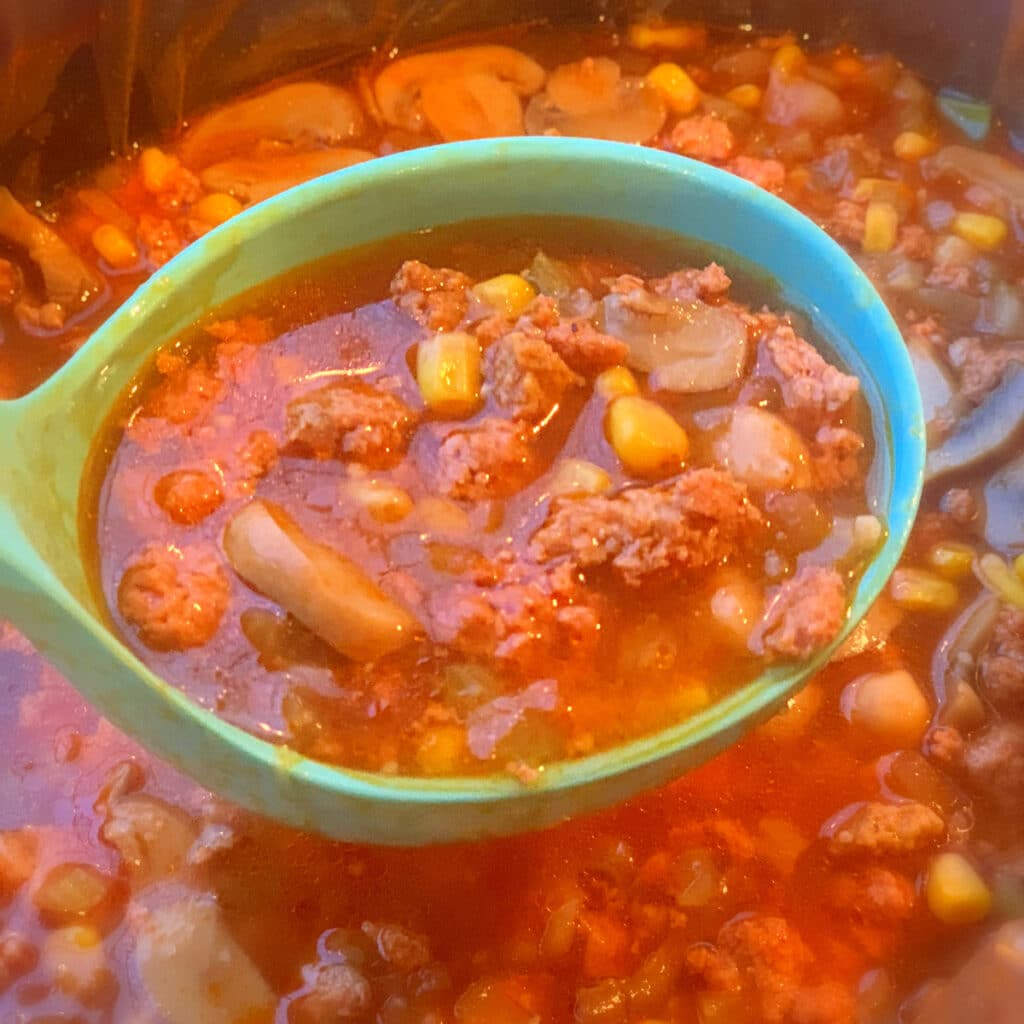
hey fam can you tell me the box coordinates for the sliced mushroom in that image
[419,72,526,141]
[373,46,545,134]
[0,187,100,308]
[763,68,843,130]
[524,58,666,143]
[984,452,1024,552]
[199,148,374,203]
[924,146,1024,212]
[925,362,1024,482]
[931,591,1001,703]
[179,83,365,169]
[905,331,966,435]
[223,500,419,661]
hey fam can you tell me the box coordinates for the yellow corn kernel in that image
[606,395,689,476]
[416,331,482,417]
[595,365,639,399]
[724,83,763,110]
[951,211,1008,251]
[139,146,180,194]
[893,130,938,162]
[91,223,138,269]
[926,853,992,925]
[66,926,103,950]
[628,23,706,51]
[771,43,806,76]
[341,479,413,523]
[975,553,1024,609]
[472,273,536,318]
[192,192,243,226]
[645,63,701,115]
[416,725,467,775]
[863,201,900,254]
[549,458,613,498]
[852,177,911,213]
[927,541,976,580]
[832,55,865,77]
[1015,552,1024,582]
[890,567,959,612]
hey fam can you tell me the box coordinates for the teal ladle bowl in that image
[0,138,925,845]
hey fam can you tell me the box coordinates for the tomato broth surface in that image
[0,18,1022,1024]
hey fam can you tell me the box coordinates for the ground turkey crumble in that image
[668,113,735,162]
[824,801,945,856]
[436,418,537,500]
[118,544,229,651]
[390,259,471,331]
[962,721,1024,810]
[284,381,417,465]
[530,467,762,587]
[749,566,847,660]
[482,329,579,420]
[979,606,1024,712]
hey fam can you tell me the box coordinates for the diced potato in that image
[539,897,582,960]
[91,224,138,269]
[842,669,931,746]
[191,192,243,226]
[890,568,959,612]
[771,43,806,76]
[926,853,992,925]
[927,541,976,580]
[33,863,121,927]
[893,130,937,161]
[223,500,420,661]
[724,84,763,110]
[132,894,275,1024]
[548,458,612,497]
[863,200,900,253]
[951,211,1008,251]
[646,63,701,115]
[595,365,639,399]
[628,23,707,51]
[416,331,482,417]
[606,396,689,476]
[100,795,199,887]
[712,406,812,490]
[416,725,467,775]
[472,274,536,317]
[340,479,414,523]
[43,926,113,1005]
[139,147,180,194]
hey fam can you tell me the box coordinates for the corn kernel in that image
[416,331,482,417]
[595,365,639,399]
[724,83,763,110]
[91,223,138,269]
[863,201,900,253]
[139,146,180,194]
[832,55,865,77]
[852,177,911,213]
[549,458,613,498]
[192,192,243,226]
[67,926,103,950]
[646,63,702,115]
[472,273,537,318]
[1015,553,1024,582]
[926,852,992,925]
[893,130,938,162]
[606,395,689,476]
[890,567,959,612]
[975,552,1024,610]
[951,211,1008,251]
[341,479,413,523]
[628,23,707,51]
[927,541,976,580]
[771,44,806,76]
[416,725,467,775]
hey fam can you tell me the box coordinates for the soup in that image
[88,219,875,777]
[0,18,1021,1024]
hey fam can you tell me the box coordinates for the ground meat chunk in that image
[292,963,372,1022]
[390,260,471,331]
[154,469,224,525]
[142,354,223,424]
[118,544,229,651]
[811,426,864,489]
[530,467,762,587]
[0,932,38,993]
[896,224,934,261]
[758,323,859,424]
[979,607,1024,712]
[827,200,866,244]
[963,721,1024,810]
[651,262,733,303]
[482,330,579,419]
[948,336,1023,404]
[685,943,742,991]
[138,214,185,267]
[239,430,279,481]
[924,724,964,769]
[430,560,600,671]
[730,156,787,193]
[285,382,416,465]
[668,114,735,161]
[437,418,537,500]
[905,316,947,350]
[204,315,271,347]
[545,319,629,375]
[829,867,916,925]
[362,922,431,971]
[939,487,977,524]
[825,801,945,857]
[749,567,847,661]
